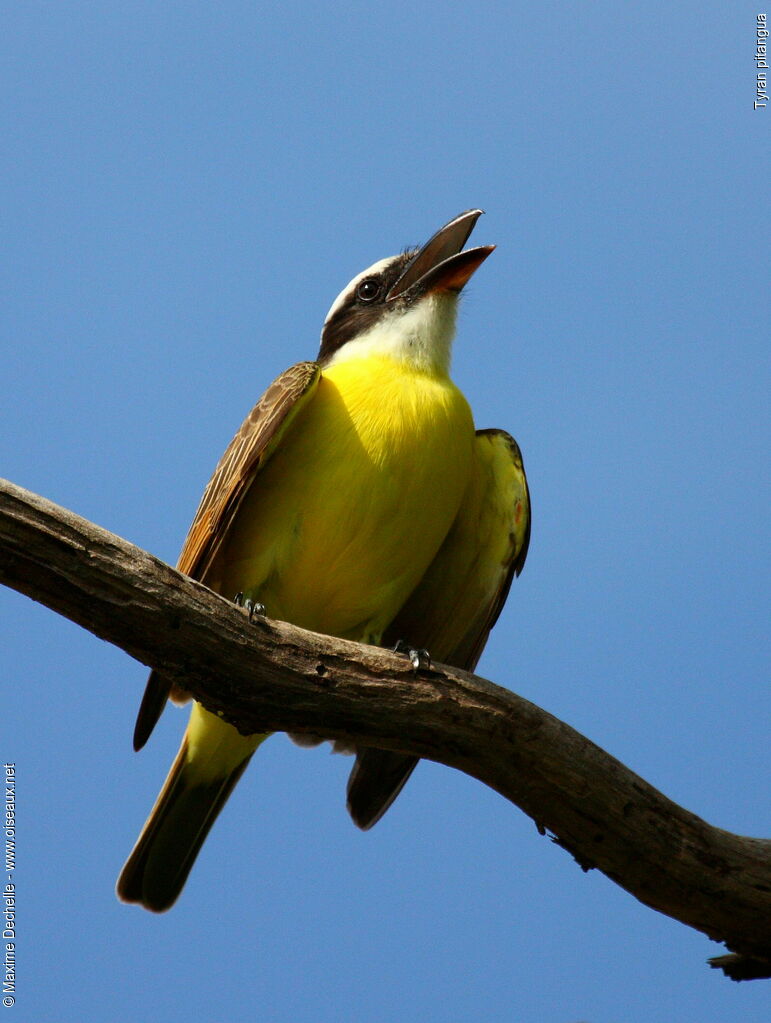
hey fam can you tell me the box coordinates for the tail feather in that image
[118,705,263,912]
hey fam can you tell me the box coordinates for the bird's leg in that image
[392,638,432,671]
[233,592,266,623]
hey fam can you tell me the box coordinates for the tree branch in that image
[0,477,768,979]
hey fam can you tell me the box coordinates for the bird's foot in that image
[393,639,432,671]
[234,592,266,622]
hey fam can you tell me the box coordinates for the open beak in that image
[386,209,495,302]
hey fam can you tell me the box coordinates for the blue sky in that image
[3,3,769,1021]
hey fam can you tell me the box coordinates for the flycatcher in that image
[117,210,530,911]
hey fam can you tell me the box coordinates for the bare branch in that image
[0,476,769,979]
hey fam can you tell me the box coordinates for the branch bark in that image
[0,477,768,979]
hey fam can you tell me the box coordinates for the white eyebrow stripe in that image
[323,255,399,324]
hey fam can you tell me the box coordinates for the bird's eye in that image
[356,278,380,302]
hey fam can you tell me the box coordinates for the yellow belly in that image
[216,355,475,643]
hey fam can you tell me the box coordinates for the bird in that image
[117,209,530,912]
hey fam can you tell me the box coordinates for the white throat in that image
[323,291,459,376]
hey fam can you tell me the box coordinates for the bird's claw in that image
[234,592,266,622]
[393,639,432,671]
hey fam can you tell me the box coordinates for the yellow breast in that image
[219,354,475,643]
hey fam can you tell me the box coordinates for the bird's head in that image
[318,210,494,374]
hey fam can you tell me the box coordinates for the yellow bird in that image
[117,210,530,912]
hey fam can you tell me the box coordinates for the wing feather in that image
[348,429,530,829]
[132,361,321,750]
[383,427,530,671]
[177,361,321,582]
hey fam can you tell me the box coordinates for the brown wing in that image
[348,429,530,828]
[383,428,530,671]
[133,361,321,751]
[177,361,321,582]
